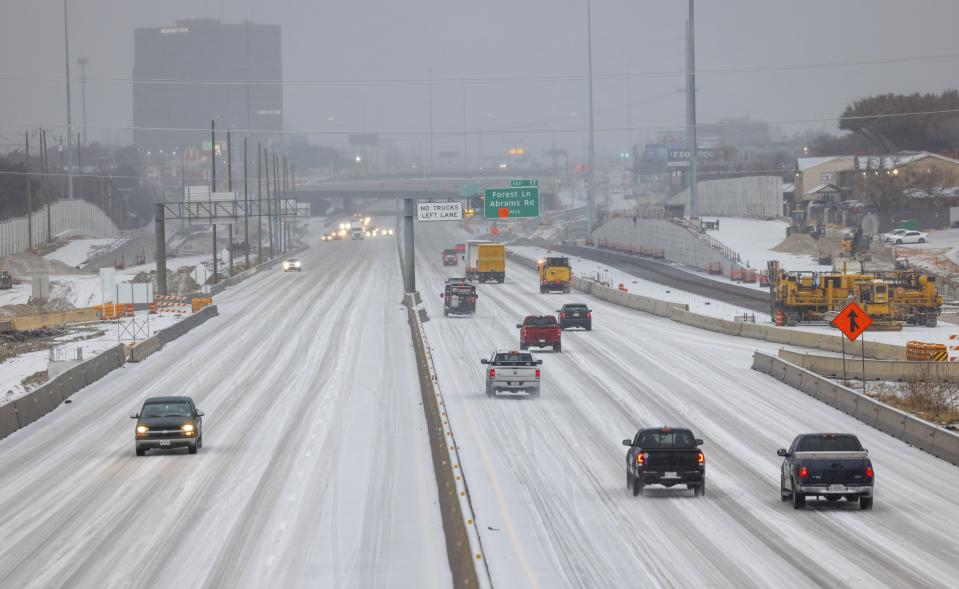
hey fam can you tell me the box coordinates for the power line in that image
[3,107,959,137]
[1,51,958,87]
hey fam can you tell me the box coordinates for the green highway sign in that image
[510,179,539,188]
[458,182,482,196]
[484,187,540,219]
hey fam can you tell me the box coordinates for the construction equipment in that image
[538,257,572,293]
[0,271,13,289]
[767,261,940,328]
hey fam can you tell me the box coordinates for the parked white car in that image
[891,230,928,245]
[881,228,909,242]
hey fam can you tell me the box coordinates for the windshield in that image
[141,402,192,418]
[564,305,588,311]
[525,316,557,326]
[796,435,863,452]
[636,430,696,448]
[545,257,569,267]
[287,259,299,263]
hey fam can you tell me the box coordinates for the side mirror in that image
[480,359,488,365]
[622,439,633,447]
[863,448,868,454]
[537,360,543,365]
[130,414,139,419]
[776,448,788,457]
[516,324,523,329]
[694,438,704,446]
[440,293,444,299]
[196,411,205,417]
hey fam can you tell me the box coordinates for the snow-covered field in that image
[45,238,125,268]
[511,245,764,321]
[418,221,959,587]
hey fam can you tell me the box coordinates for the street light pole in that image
[686,0,700,218]
[78,57,88,147]
[62,0,74,199]
[585,0,596,237]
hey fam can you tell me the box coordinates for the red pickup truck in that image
[517,315,562,352]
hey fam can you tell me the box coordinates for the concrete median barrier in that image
[752,351,959,467]
[778,349,959,382]
[157,305,219,346]
[129,336,162,363]
[0,402,19,439]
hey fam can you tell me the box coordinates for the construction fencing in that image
[0,199,120,256]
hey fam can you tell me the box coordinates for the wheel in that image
[860,496,874,510]
[632,478,644,497]
[485,382,494,397]
[780,475,790,501]
[694,480,706,496]
[529,386,540,398]
[188,443,198,455]
[197,435,203,449]
[554,342,562,352]
[792,480,805,509]
[498,277,504,284]
[135,447,145,457]
[539,285,546,294]
[895,239,903,244]
[627,472,633,490]
[443,310,448,317]
[586,323,592,332]
[520,342,528,350]
[919,238,926,243]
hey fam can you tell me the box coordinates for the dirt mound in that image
[772,234,841,256]
[0,250,86,276]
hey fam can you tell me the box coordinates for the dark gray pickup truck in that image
[623,427,705,497]
[778,433,875,510]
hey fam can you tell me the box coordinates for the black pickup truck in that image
[778,433,875,510]
[622,426,705,497]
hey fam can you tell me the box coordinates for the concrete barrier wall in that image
[779,349,959,382]
[0,402,19,439]
[156,305,219,346]
[592,217,744,273]
[129,336,162,363]
[669,176,783,218]
[751,351,959,467]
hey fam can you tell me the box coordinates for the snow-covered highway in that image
[415,222,959,588]
[0,231,450,588]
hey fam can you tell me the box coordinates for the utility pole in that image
[226,128,233,277]
[210,118,217,286]
[403,198,415,293]
[257,142,263,262]
[76,132,82,199]
[462,85,469,171]
[62,0,74,199]
[244,136,250,268]
[265,147,273,259]
[42,130,52,241]
[25,132,33,249]
[273,153,282,252]
[427,68,434,175]
[585,0,596,237]
[78,57,88,146]
[686,0,699,219]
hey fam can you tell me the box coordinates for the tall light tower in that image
[78,56,88,147]
[62,0,74,198]
[585,0,596,237]
[686,0,699,218]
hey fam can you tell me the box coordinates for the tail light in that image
[865,466,874,479]
[489,369,495,378]
[697,451,705,465]
[588,311,592,318]
[560,312,567,318]
[799,466,809,479]
[635,452,647,466]
[535,369,541,379]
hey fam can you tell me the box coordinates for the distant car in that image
[778,433,875,510]
[558,303,592,331]
[892,230,927,245]
[283,258,302,271]
[132,396,204,456]
[623,426,705,496]
[882,228,909,243]
[481,350,542,397]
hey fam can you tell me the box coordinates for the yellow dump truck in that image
[538,257,572,293]
[466,241,505,283]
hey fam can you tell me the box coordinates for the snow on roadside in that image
[707,216,833,271]
[45,238,125,268]
[510,245,765,321]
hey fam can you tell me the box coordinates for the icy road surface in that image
[0,231,450,588]
[416,223,959,589]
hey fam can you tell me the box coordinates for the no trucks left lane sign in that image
[417,201,463,222]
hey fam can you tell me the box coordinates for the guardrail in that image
[404,293,490,589]
[751,351,959,467]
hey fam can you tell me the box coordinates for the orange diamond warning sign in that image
[833,302,872,341]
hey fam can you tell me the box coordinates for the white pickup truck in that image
[480,350,542,397]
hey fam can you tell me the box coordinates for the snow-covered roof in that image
[797,156,852,171]
[805,183,840,196]
[856,152,959,169]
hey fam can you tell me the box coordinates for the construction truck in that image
[767,261,941,328]
[466,241,505,283]
[538,257,572,293]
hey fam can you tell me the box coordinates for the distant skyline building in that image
[133,18,282,150]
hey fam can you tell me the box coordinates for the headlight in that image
[181,424,195,433]
[136,425,148,434]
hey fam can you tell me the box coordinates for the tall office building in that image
[133,19,282,151]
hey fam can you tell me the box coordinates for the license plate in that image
[538,340,546,344]
[509,381,519,386]
[572,313,580,317]
[159,440,171,446]
[664,471,678,479]
[828,484,847,492]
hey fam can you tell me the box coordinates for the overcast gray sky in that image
[2,0,959,160]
